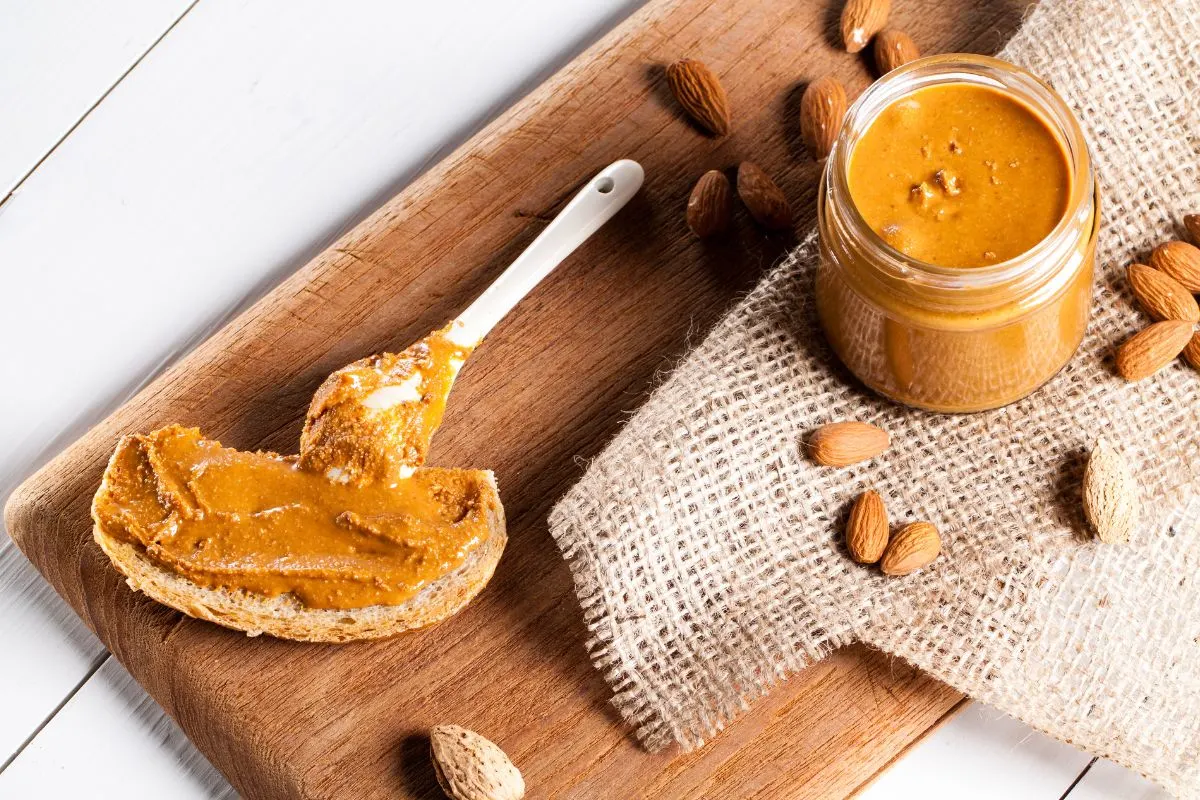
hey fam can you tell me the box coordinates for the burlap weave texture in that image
[548,0,1200,795]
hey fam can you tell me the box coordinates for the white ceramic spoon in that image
[446,158,645,347]
[302,159,644,483]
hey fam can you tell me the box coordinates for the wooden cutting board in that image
[6,0,1033,796]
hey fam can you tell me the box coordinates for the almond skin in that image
[430,725,525,800]
[1184,214,1200,247]
[1114,320,1195,381]
[687,170,733,238]
[1082,439,1140,545]
[1127,263,1200,322]
[1184,332,1200,370]
[665,59,730,137]
[873,29,920,74]
[736,161,793,231]
[846,490,888,564]
[808,421,889,467]
[800,76,848,161]
[880,521,940,576]
[1149,240,1200,292]
[841,0,891,53]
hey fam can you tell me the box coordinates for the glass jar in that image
[816,54,1099,413]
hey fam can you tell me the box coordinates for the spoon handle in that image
[447,159,644,347]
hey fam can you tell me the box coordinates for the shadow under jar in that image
[816,54,1099,413]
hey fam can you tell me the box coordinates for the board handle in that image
[447,159,644,347]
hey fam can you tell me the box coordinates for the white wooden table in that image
[0,2,1169,797]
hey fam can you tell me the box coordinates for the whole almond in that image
[1127,263,1200,322]
[873,29,921,74]
[808,421,889,467]
[1149,240,1200,292]
[430,725,525,800]
[800,76,848,160]
[841,0,891,53]
[736,161,793,231]
[1082,439,1139,545]
[1184,214,1200,247]
[665,59,730,137]
[687,170,733,238]
[880,521,940,576]
[1114,320,1195,381]
[846,490,889,564]
[1184,332,1200,370]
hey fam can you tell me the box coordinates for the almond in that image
[846,490,888,564]
[665,59,730,137]
[841,0,891,53]
[1185,214,1200,248]
[736,161,793,231]
[1184,332,1200,370]
[1127,263,1200,322]
[800,76,848,161]
[1082,439,1140,545]
[808,421,889,467]
[873,29,921,74]
[1114,320,1195,381]
[880,521,940,576]
[1149,240,1200,292]
[430,725,525,800]
[686,170,733,238]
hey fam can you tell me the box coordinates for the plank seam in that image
[0,0,201,210]
[0,653,107,775]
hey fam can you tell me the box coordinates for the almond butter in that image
[1184,214,1200,247]
[808,421,889,467]
[686,170,733,238]
[1184,331,1200,370]
[1114,320,1195,381]
[840,0,891,53]
[873,29,921,74]
[1127,263,1200,322]
[846,490,888,563]
[1149,240,1200,292]
[800,76,848,161]
[431,725,525,800]
[736,161,793,231]
[880,521,940,576]
[665,59,730,137]
[1082,439,1140,545]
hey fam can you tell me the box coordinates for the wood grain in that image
[6,0,1031,797]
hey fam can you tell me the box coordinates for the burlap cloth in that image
[549,0,1200,794]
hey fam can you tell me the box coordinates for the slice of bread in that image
[93,470,506,643]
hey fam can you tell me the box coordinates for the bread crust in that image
[92,470,505,643]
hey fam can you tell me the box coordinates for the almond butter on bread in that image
[92,429,507,643]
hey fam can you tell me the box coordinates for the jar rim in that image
[825,53,1095,294]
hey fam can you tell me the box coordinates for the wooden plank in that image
[856,702,1095,799]
[0,0,193,199]
[0,0,641,781]
[1065,760,1170,800]
[0,0,194,764]
[0,658,235,798]
[5,0,1034,797]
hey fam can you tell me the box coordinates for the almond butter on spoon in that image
[301,161,645,487]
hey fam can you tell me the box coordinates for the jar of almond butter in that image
[816,54,1099,413]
